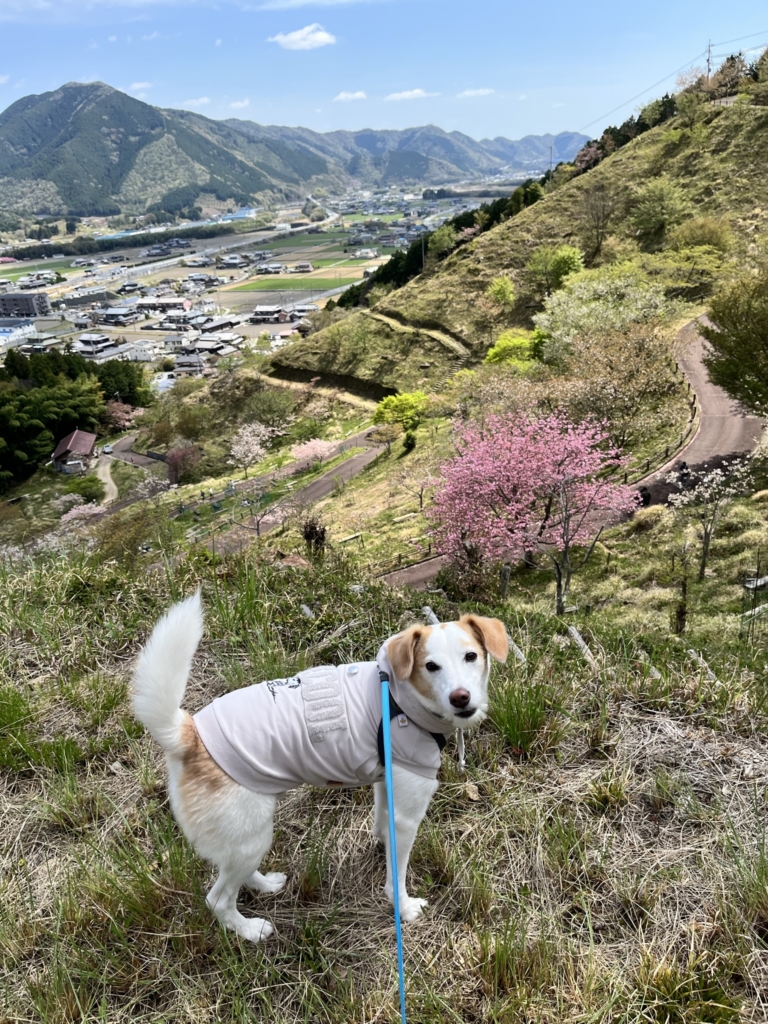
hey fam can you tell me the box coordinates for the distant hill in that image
[0,81,587,217]
[273,99,768,393]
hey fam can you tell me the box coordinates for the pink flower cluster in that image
[429,412,638,561]
[290,439,336,463]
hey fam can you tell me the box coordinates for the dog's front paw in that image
[240,917,274,943]
[399,896,428,923]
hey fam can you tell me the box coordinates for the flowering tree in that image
[166,445,201,485]
[290,439,336,464]
[666,458,752,580]
[228,422,276,478]
[60,502,106,524]
[429,412,638,614]
[102,400,135,433]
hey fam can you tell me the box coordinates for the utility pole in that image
[549,144,553,178]
[421,233,425,270]
[706,39,712,81]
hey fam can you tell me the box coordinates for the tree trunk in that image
[554,564,565,616]
[698,529,712,581]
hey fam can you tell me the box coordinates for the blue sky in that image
[0,0,766,141]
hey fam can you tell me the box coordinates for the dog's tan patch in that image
[458,615,509,662]
[176,712,234,810]
[409,639,437,700]
[388,626,435,699]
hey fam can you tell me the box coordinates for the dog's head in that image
[386,615,508,728]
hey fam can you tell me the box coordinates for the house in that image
[52,428,97,474]
[163,333,199,352]
[136,296,190,314]
[73,313,95,329]
[292,262,314,274]
[200,315,242,333]
[173,351,207,377]
[0,318,36,353]
[75,333,132,363]
[94,307,140,327]
[249,305,283,324]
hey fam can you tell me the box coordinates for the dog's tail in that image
[131,591,204,755]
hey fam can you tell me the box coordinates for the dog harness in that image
[193,642,453,794]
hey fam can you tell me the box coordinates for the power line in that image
[577,49,707,133]
[712,29,768,47]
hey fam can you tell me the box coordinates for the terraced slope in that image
[275,101,768,392]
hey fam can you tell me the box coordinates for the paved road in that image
[110,434,158,468]
[640,319,764,503]
[381,317,766,590]
[210,444,382,554]
[95,456,118,504]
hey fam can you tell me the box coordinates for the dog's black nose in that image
[449,688,471,709]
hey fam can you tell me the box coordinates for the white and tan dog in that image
[131,593,508,943]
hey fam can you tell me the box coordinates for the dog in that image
[131,592,508,943]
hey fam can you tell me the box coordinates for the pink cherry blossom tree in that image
[60,502,107,524]
[429,412,638,614]
[228,422,277,479]
[290,438,336,465]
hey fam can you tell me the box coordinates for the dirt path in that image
[95,456,119,504]
[361,310,471,359]
[381,317,766,590]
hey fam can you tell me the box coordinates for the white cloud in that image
[458,87,494,98]
[230,97,250,109]
[0,74,8,85]
[130,81,152,90]
[385,88,438,101]
[108,34,117,42]
[183,96,210,107]
[334,90,366,102]
[142,30,159,39]
[268,23,335,50]
[215,37,222,45]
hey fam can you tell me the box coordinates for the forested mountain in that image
[0,81,587,217]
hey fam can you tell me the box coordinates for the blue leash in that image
[380,672,408,1024]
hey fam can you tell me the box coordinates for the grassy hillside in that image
[1,515,767,1022]
[277,100,766,391]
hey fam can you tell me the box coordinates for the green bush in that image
[669,217,733,253]
[402,430,417,452]
[526,244,585,294]
[66,475,106,504]
[485,332,533,366]
[373,391,429,431]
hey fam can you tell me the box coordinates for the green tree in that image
[631,177,690,249]
[95,360,150,407]
[4,349,30,380]
[428,224,457,258]
[485,275,516,310]
[526,244,585,295]
[373,391,429,431]
[700,273,768,413]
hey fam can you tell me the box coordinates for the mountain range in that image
[0,82,588,218]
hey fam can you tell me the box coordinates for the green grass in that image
[0,539,766,1020]
[232,276,359,292]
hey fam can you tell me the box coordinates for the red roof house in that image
[52,429,97,473]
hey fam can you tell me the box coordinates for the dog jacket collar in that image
[377,670,447,770]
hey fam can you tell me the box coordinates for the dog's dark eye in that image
[425,661,441,672]
[464,652,478,663]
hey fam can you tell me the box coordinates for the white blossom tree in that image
[290,439,336,465]
[228,422,276,479]
[666,458,753,580]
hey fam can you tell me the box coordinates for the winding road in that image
[381,317,766,590]
[95,456,118,504]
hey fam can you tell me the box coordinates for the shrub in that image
[402,430,416,452]
[485,332,533,366]
[485,275,516,309]
[66,475,106,504]
[669,217,733,253]
[526,244,585,294]
[373,391,429,431]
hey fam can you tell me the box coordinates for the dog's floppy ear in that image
[460,614,509,662]
[387,626,424,680]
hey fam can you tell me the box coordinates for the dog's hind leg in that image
[247,869,287,894]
